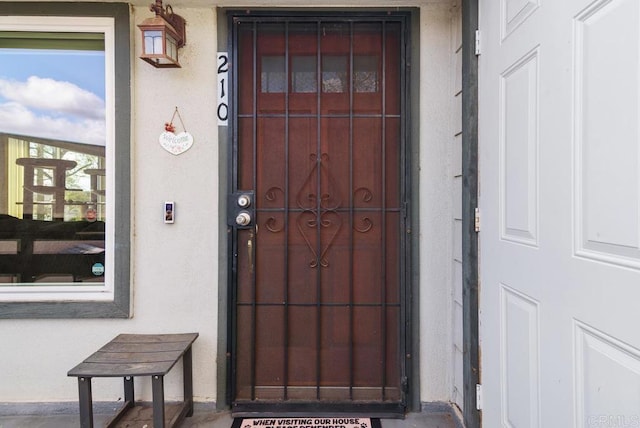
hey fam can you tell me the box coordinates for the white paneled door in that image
[479,0,640,426]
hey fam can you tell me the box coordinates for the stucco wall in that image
[418,2,455,403]
[0,6,220,404]
[0,1,457,409]
[450,2,464,411]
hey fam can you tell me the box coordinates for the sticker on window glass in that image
[92,262,105,276]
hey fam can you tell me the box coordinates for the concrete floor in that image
[0,408,459,428]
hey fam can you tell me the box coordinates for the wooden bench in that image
[68,333,199,428]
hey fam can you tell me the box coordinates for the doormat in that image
[232,417,382,428]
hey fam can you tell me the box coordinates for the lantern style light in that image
[138,0,186,68]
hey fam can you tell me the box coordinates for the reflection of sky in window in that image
[0,48,106,146]
[0,49,105,98]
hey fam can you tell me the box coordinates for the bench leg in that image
[124,376,134,405]
[78,377,93,428]
[152,375,165,428]
[183,346,194,417]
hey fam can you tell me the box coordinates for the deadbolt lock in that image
[237,194,251,208]
[228,190,255,229]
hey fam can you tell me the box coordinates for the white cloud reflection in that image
[0,76,105,146]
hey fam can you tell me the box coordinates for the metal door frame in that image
[461,1,480,427]
[224,10,414,417]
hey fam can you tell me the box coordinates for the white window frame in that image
[0,2,130,317]
[0,16,115,302]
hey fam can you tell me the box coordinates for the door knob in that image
[228,191,255,228]
[236,211,251,226]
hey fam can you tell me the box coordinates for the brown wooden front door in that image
[230,13,409,415]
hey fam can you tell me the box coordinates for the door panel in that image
[230,15,408,414]
[479,0,640,426]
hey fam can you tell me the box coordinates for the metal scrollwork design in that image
[264,187,286,233]
[297,153,342,211]
[265,216,284,233]
[354,216,373,233]
[295,153,343,268]
[265,186,284,203]
[297,210,342,268]
[353,187,374,233]
[354,187,373,203]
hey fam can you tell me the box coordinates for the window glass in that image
[292,55,317,93]
[261,55,285,93]
[0,12,125,306]
[322,55,347,93]
[0,31,107,287]
[354,55,379,93]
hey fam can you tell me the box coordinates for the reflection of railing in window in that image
[85,169,106,201]
[16,158,80,221]
[16,158,106,222]
[3,133,107,222]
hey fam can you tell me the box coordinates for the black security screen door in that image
[229,13,410,416]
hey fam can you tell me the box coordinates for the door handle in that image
[236,211,251,226]
[247,229,254,273]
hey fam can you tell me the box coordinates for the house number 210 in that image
[217,52,229,126]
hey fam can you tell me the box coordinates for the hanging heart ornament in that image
[159,130,193,155]
[159,107,193,155]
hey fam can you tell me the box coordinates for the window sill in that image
[0,294,129,318]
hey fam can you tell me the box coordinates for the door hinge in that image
[474,207,481,232]
[476,384,482,410]
[401,376,409,393]
[400,376,409,406]
[475,29,481,55]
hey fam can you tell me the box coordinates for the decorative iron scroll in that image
[265,216,284,233]
[354,187,373,203]
[295,153,342,268]
[353,187,374,233]
[264,186,285,233]
[296,153,342,210]
[354,216,373,233]
[262,157,376,265]
[265,186,284,203]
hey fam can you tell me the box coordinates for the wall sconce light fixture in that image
[138,0,186,68]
